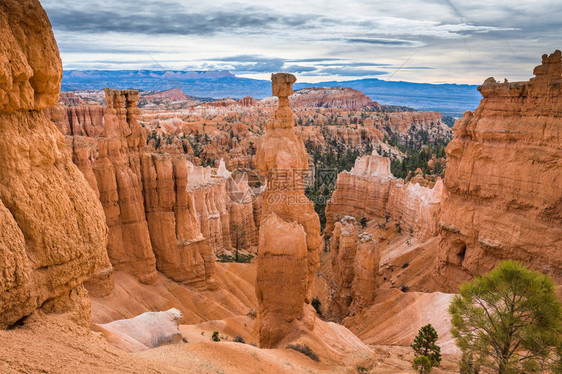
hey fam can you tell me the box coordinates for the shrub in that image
[233,336,245,344]
[311,297,322,316]
[413,356,432,374]
[356,365,368,373]
[216,253,254,263]
[360,217,368,228]
[212,331,220,342]
[287,344,319,362]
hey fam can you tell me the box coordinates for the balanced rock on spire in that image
[254,73,321,348]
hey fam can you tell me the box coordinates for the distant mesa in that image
[142,88,191,101]
[290,86,380,111]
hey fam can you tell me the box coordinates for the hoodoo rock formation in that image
[140,155,217,288]
[0,0,108,327]
[326,153,443,241]
[434,50,562,290]
[255,73,321,348]
[328,216,380,320]
[46,88,266,293]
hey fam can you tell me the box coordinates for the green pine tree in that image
[411,324,442,373]
[449,260,562,373]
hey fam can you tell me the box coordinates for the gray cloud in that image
[41,0,561,84]
[44,2,314,36]
[203,55,394,75]
[347,38,425,47]
[315,67,388,76]
[284,65,318,73]
[317,62,393,67]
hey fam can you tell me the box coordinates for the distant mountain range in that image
[61,70,482,117]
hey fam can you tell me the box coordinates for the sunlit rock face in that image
[82,89,158,287]
[0,0,109,327]
[434,51,562,291]
[141,155,219,289]
[46,93,263,292]
[254,73,321,348]
[326,153,443,242]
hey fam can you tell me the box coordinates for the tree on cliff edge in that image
[232,223,246,262]
[449,261,562,374]
[411,324,442,373]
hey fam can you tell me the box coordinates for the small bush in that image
[217,253,254,263]
[311,297,322,316]
[212,331,220,342]
[401,285,409,292]
[356,365,368,373]
[360,217,368,228]
[287,343,319,362]
[233,335,245,344]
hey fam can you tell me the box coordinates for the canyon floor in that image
[0,314,459,373]
[0,262,461,373]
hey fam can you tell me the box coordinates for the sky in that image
[40,0,561,84]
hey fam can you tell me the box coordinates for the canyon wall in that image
[326,153,443,241]
[140,154,217,288]
[327,216,380,320]
[254,73,321,348]
[0,0,108,327]
[434,51,562,290]
[46,95,261,293]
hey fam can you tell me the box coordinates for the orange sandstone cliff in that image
[328,216,380,320]
[46,93,264,294]
[326,153,443,241]
[434,51,562,290]
[0,0,108,327]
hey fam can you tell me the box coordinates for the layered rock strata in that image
[328,216,380,320]
[290,87,378,111]
[187,161,259,256]
[0,0,108,327]
[434,51,562,290]
[254,73,321,348]
[141,155,217,288]
[326,153,443,241]
[47,97,261,291]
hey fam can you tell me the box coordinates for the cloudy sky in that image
[40,0,561,84]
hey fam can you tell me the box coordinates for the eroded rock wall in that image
[0,0,108,327]
[47,97,261,291]
[327,217,380,320]
[434,51,562,290]
[326,153,443,241]
[141,154,218,288]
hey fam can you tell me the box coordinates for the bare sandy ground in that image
[0,311,459,373]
